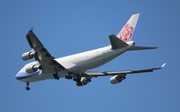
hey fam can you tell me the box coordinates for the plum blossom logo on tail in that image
[119,24,134,41]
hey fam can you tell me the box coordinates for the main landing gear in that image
[53,73,59,80]
[53,70,59,80]
[75,78,83,86]
[25,82,30,91]
[65,75,73,80]
[72,76,82,86]
[65,73,83,86]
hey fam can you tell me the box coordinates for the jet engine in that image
[76,77,91,86]
[110,75,126,84]
[25,65,39,73]
[22,51,35,61]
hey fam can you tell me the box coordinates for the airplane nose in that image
[15,72,21,80]
[15,72,27,80]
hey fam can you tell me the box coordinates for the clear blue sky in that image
[0,0,179,112]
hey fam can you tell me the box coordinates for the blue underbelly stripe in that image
[16,71,41,80]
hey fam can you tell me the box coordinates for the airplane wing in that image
[26,27,66,73]
[84,63,166,77]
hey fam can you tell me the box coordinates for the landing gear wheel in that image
[73,78,76,81]
[65,76,73,80]
[25,87,30,90]
[25,82,30,91]
[75,77,83,86]
[53,73,59,80]
[56,77,60,80]
[76,82,82,86]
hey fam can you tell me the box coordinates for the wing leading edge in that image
[26,27,66,73]
[84,63,166,77]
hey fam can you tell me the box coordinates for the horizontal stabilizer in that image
[128,46,158,51]
[109,34,128,49]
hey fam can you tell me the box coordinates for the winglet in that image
[161,63,166,68]
[29,26,34,32]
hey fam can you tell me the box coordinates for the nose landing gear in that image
[25,82,30,91]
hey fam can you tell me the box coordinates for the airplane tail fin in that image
[117,13,140,42]
[109,13,158,50]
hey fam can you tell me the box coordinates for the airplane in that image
[16,13,166,90]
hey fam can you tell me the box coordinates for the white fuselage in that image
[16,42,134,82]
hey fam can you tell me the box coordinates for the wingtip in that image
[29,26,34,32]
[161,63,166,68]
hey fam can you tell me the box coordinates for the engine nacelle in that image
[25,65,39,73]
[110,75,126,84]
[81,77,91,85]
[22,51,35,61]
[76,77,91,86]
